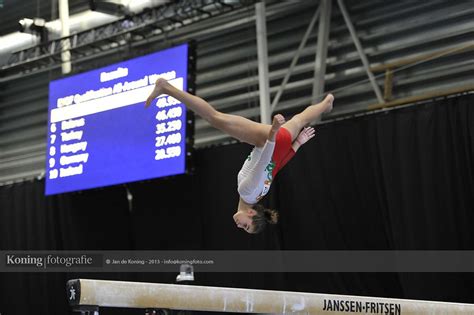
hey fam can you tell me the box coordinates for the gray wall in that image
[1,0,474,183]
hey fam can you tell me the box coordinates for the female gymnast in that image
[145,78,334,234]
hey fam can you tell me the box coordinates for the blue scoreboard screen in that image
[45,43,191,195]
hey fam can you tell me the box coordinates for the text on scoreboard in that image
[46,44,191,195]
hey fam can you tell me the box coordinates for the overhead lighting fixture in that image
[18,18,48,42]
[19,18,46,33]
[89,0,131,16]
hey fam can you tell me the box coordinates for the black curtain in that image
[0,94,473,314]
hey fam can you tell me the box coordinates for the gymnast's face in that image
[233,210,256,234]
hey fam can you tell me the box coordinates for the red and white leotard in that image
[237,127,295,204]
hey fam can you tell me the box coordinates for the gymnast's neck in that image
[238,197,254,211]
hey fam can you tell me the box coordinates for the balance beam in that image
[67,279,474,314]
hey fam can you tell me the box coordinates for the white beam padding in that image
[67,279,474,314]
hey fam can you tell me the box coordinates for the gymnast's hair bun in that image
[264,209,279,224]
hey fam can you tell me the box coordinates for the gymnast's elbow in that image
[237,186,248,197]
[237,185,253,201]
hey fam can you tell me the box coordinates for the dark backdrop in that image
[0,94,473,314]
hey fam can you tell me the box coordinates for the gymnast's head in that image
[233,204,279,234]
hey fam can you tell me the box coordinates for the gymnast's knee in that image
[284,115,305,135]
[203,109,223,127]
[294,113,310,127]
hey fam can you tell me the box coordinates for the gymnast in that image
[145,78,334,234]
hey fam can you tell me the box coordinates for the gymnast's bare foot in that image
[145,78,169,108]
[323,93,334,113]
[268,114,285,141]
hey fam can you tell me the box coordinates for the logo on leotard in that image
[257,180,272,201]
[265,161,275,181]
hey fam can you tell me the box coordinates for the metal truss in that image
[0,0,256,77]
[270,0,385,115]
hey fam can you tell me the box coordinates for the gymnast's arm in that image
[237,140,275,196]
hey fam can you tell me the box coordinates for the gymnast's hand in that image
[296,126,316,146]
[268,114,285,141]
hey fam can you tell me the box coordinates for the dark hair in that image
[251,204,279,233]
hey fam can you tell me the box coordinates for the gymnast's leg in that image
[281,94,334,142]
[146,78,270,147]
